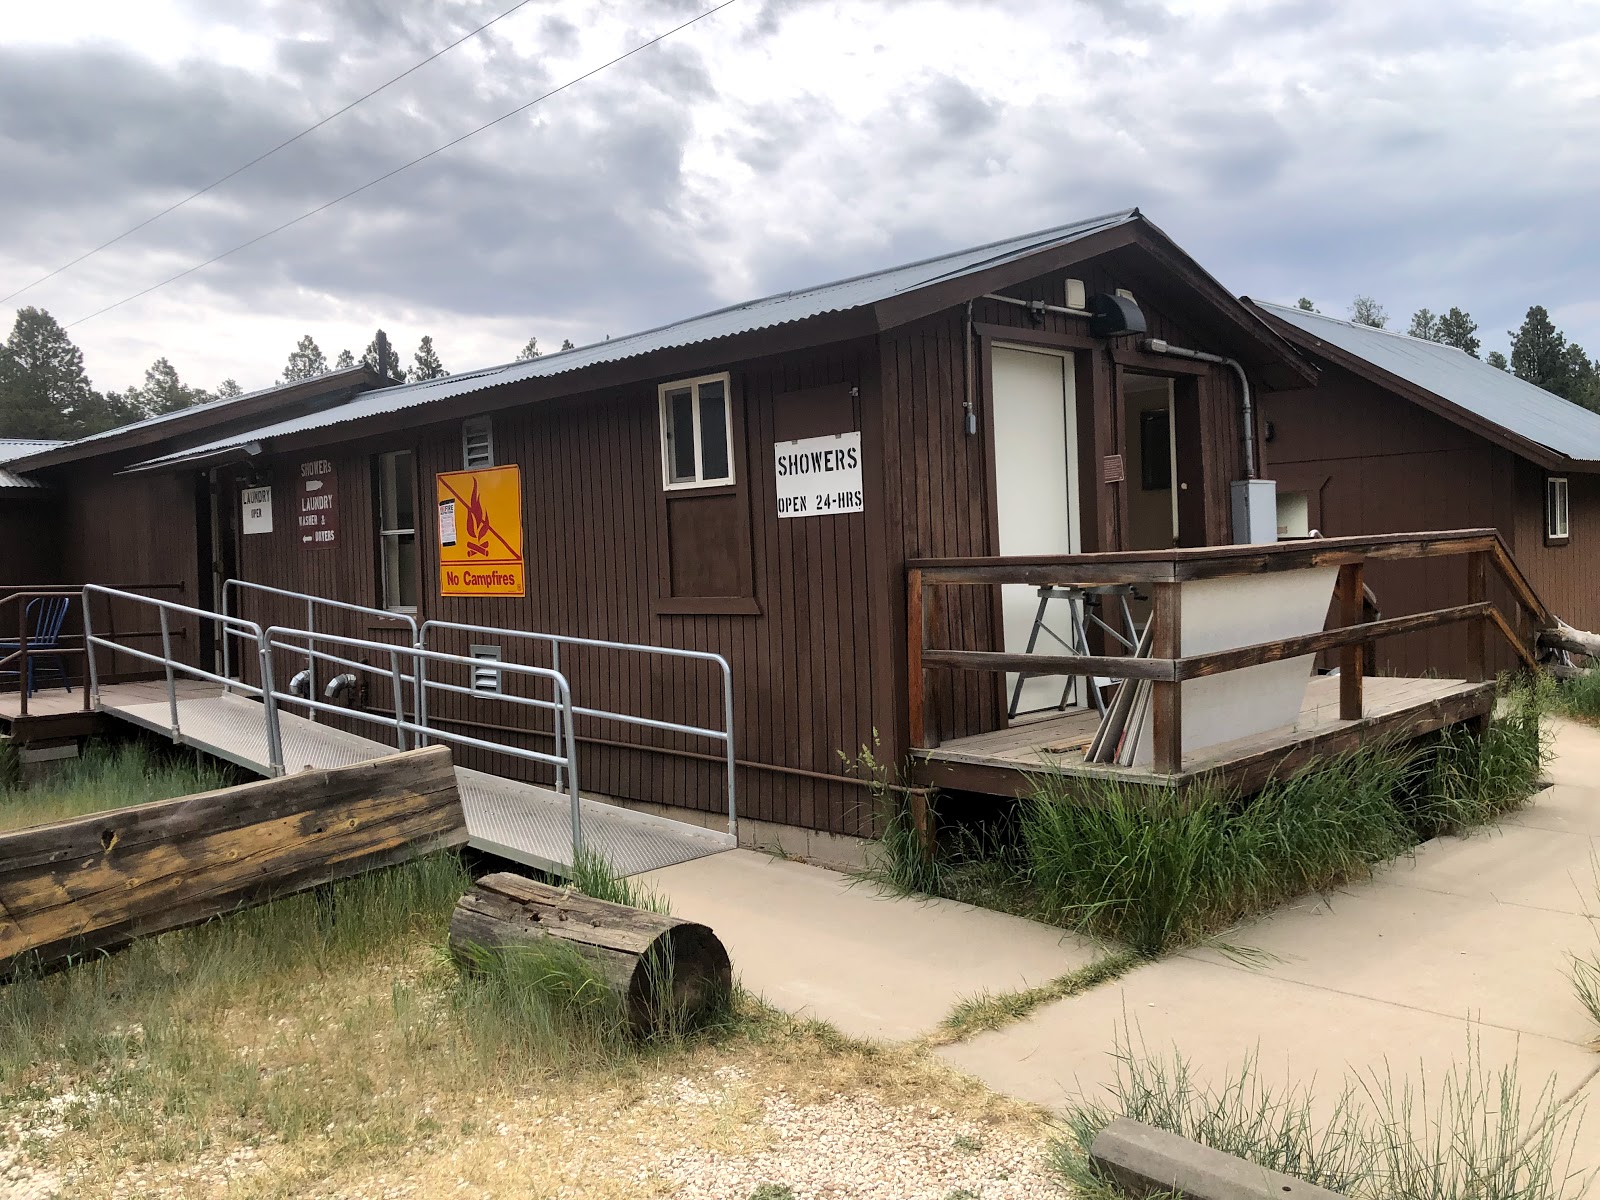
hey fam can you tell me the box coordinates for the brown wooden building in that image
[3,209,1331,840]
[1249,299,1600,677]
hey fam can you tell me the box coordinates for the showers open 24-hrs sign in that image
[436,465,525,597]
[774,431,864,518]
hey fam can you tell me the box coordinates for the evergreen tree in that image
[517,336,541,360]
[1509,306,1568,395]
[411,335,447,381]
[361,332,402,381]
[1295,297,1318,313]
[1349,295,1387,328]
[1487,350,1509,371]
[560,338,575,351]
[334,349,356,370]
[216,378,244,400]
[0,307,100,437]
[135,357,211,414]
[1564,343,1600,413]
[1435,307,1480,358]
[1408,308,1439,340]
[282,335,328,382]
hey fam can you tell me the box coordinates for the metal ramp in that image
[82,585,737,877]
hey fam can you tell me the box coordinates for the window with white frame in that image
[1548,476,1570,541]
[376,450,418,611]
[463,416,494,469]
[659,373,733,488]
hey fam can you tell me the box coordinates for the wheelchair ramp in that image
[96,683,734,877]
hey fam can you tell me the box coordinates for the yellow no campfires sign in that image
[436,465,525,597]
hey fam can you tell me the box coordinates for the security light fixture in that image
[1089,292,1147,338]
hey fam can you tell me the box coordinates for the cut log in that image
[1540,626,1600,659]
[449,871,732,1037]
[1,746,465,978]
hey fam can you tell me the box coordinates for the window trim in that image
[462,416,494,470]
[376,449,419,614]
[1547,475,1571,544]
[658,372,735,491]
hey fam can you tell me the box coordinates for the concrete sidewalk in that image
[939,717,1600,1137]
[641,848,1106,1041]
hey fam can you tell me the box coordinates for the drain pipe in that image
[982,292,1092,320]
[1140,338,1256,478]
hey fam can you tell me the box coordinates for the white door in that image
[991,346,1081,713]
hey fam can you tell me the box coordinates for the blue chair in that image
[0,596,72,697]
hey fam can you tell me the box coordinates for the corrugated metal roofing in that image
[0,439,61,489]
[1256,300,1600,464]
[132,210,1142,471]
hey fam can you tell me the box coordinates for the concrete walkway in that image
[939,717,1600,1144]
[641,848,1106,1041]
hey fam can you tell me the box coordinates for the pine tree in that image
[216,378,244,400]
[1295,298,1317,313]
[1564,343,1600,413]
[334,349,355,370]
[560,338,575,351]
[517,336,541,360]
[1349,296,1387,328]
[137,357,210,414]
[411,336,447,381]
[1408,308,1439,340]
[282,335,328,381]
[0,307,102,438]
[361,333,402,381]
[1509,306,1568,395]
[1434,307,1480,358]
[1487,350,1509,371]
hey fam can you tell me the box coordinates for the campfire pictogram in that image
[465,478,491,557]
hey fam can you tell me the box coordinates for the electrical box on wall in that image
[1231,479,1278,545]
[1065,278,1087,310]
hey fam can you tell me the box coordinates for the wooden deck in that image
[0,678,210,742]
[914,675,1495,797]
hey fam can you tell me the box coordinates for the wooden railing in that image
[907,530,1550,775]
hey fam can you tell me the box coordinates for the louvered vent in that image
[469,644,502,694]
[462,417,494,469]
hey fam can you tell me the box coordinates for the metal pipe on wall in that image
[1139,338,1257,479]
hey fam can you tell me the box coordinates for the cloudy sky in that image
[2,0,1597,395]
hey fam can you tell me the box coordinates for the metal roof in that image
[131,210,1144,471]
[1255,300,1600,465]
[0,439,61,489]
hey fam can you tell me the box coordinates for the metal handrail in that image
[82,585,284,774]
[0,589,89,718]
[222,579,418,720]
[419,619,737,837]
[262,626,584,851]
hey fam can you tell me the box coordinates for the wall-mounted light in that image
[1089,292,1148,338]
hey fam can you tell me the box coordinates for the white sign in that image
[241,486,273,535]
[774,431,863,519]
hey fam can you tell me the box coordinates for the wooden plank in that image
[921,648,1178,682]
[1339,562,1366,719]
[907,568,928,749]
[0,746,465,975]
[1175,603,1492,681]
[1150,581,1182,775]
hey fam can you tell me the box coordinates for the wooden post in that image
[1338,562,1365,721]
[907,568,928,750]
[1150,581,1182,775]
[1465,550,1489,683]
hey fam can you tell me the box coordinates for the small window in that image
[377,450,418,612]
[1548,476,1570,542]
[659,373,734,488]
[469,644,502,694]
[463,417,494,469]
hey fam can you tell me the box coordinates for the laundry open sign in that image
[774,431,864,518]
[241,486,273,535]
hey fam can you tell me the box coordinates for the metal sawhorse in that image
[1008,584,1145,719]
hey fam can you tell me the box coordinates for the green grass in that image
[0,738,237,833]
[867,678,1552,957]
[935,950,1140,1042]
[1555,665,1600,724]
[1051,1034,1589,1200]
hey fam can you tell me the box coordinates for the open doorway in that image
[1122,373,1179,551]
[196,468,240,675]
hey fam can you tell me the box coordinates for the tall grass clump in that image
[1021,745,1416,955]
[1555,664,1600,724]
[1406,677,1551,838]
[1052,1034,1588,1200]
[844,736,946,897]
[0,738,236,833]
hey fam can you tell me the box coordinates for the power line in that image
[66,0,740,329]
[3,0,540,306]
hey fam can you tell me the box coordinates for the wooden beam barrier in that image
[0,746,466,977]
[1538,625,1600,660]
[907,568,929,750]
[919,649,1178,682]
[1150,581,1183,776]
[1465,550,1489,683]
